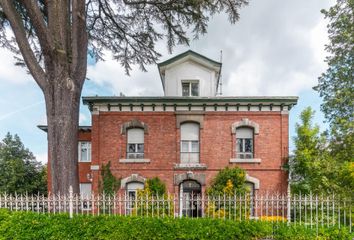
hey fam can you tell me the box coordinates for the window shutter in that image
[236,127,253,138]
[181,123,199,140]
[127,128,144,143]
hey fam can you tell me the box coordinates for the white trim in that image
[120,174,146,189]
[231,118,260,134]
[281,110,289,115]
[78,141,91,162]
[90,165,100,170]
[119,159,150,163]
[174,163,207,170]
[230,158,261,163]
[92,103,292,113]
[246,174,260,190]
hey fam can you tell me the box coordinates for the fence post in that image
[287,184,291,225]
[69,186,73,218]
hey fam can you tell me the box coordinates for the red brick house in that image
[41,50,297,201]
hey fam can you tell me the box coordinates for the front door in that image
[180,180,202,217]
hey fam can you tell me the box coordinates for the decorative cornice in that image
[82,96,298,113]
[83,96,298,104]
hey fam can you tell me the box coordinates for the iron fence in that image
[0,189,352,232]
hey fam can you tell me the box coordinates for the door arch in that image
[180,180,202,217]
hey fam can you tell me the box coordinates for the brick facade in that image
[76,109,290,195]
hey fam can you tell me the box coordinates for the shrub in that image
[134,178,173,217]
[207,166,247,195]
[145,177,166,196]
[0,209,352,240]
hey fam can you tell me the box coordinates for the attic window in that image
[182,81,199,96]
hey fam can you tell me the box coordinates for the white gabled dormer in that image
[158,50,222,97]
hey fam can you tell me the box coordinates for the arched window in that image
[180,123,200,163]
[236,127,253,159]
[127,128,144,159]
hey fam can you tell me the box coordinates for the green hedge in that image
[0,209,352,240]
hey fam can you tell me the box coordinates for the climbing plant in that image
[99,162,120,195]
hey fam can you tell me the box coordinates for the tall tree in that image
[0,0,248,194]
[314,0,354,162]
[290,107,339,194]
[0,133,47,195]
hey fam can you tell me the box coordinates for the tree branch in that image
[20,0,53,58]
[71,0,87,84]
[0,0,47,90]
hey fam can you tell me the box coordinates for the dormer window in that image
[182,81,199,96]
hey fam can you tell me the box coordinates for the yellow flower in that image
[260,216,287,222]
[223,179,234,195]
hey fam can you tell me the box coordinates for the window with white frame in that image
[236,127,253,159]
[127,128,144,159]
[79,141,91,162]
[182,81,199,96]
[180,123,200,163]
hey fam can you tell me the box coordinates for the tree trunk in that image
[45,73,82,195]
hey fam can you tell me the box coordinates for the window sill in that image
[174,163,207,170]
[229,158,261,163]
[119,159,150,163]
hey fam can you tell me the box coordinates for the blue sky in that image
[0,0,332,163]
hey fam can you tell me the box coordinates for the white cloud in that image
[84,0,332,98]
[0,49,33,85]
[0,0,334,158]
[34,152,47,164]
[310,19,329,71]
[0,101,44,121]
[87,57,163,96]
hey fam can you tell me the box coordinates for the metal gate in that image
[180,180,202,217]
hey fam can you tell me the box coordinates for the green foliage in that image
[207,166,247,196]
[206,167,249,219]
[99,162,120,195]
[314,0,354,163]
[0,209,352,240]
[134,177,172,216]
[0,133,47,195]
[291,108,340,194]
[291,107,354,196]
[272,223,352,240]
[145,177,167,196]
